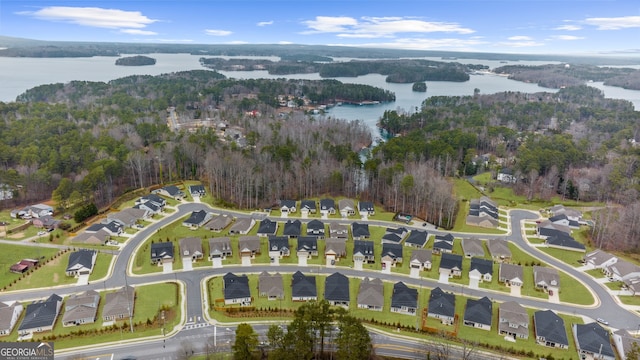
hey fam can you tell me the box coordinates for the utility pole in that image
[125,273,134,333]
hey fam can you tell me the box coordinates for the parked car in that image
[596,318,609,325]
[37,231,46,236]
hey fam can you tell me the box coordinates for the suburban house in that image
[466,197,500,228]
[182,210,212,229]
[351,222,370,240]
[65,249,97,277]
[204,214,233,232]
[258,272,284,300]
[353,240,375,264]
[499,263,524,287]
[300,200,317,215]
[357,277,384,311]
[9,259,38,274]
[22,204,54,218]
[549,213,580,229]
[134,194,165,214]
[604,259,640,282]
[306,219,325,237]
[325,272,350,308]
[487,238,512,262]
[462,238,486,258]
[612,329,639,360]
[433,233,455,254]
[583,249,617,270]
[381,227,409,244]
[338,199,356,217]
[497,168,517,183]
[238,236,261,258]
[268,236,291,259]
[549,205,583,223]
[150,241,174,265]
[545,233,586,252]
[229,217,255,235]
[257,219,278,237]
[410,249,433,271]
[319,198,336,216]
[102,286,135,321]
[533,310,569,349]
[189,184,206,197]
[357,201,375,216]
[469,258,493,282]
[62,290,100,326]
[329,223,349,239]
[86,220,123,236]
[439,253,463,278]
[498,301,529,339]
[463,296,492,330]
[283,219,302,238]
[32,215,61,230]
[533,266,560,293]
[291,271,317,301]
[209,237,232,260]
[0,301,23,336]
[71,229,111,245]
[279,200,297,214]
[536,220,571,239]
[179,237,204,261]
[382,242,404,267]
[107,208,148,228]
[573,323,615,360]
[325,238,347,265]
[404,230,429,248]
[297,236,318,258]
[152,185,184,200]
[427,287,455,324]
[18,294,62,335]
[391,282,418,315]
[223,273,252,306]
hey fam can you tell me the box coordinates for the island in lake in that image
[115,55,156,66]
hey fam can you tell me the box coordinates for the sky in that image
[1,0,640,55]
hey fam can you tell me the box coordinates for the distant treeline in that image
[115,55,156,66]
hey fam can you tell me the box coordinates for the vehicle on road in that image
[596,318,609,325]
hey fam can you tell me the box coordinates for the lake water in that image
[1,53,639,134]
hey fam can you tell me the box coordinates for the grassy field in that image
[0,244,60,290]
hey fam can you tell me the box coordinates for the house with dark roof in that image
[300,200,317,215]
[223,273,251,305]
[433,233,454,254]
[358,201,375,216]
[257,219,278,237]
[179,237,204,261]
[268,236,290,258]
[238,236,261,258]
[229,217,255,235]
[410,249,433,271]
[382,227,408,244]
[533,266,560,293]
[404,230,429,248]
[151,241,174,265]
[209,237,232,260]
[204,214,233,232]
[306,219,325,237]
[499,301,529,339]
[152,185,184,200]
[499,263,524,287]
[466,197,500,228]
[550,205,583,221]
[537,220,571,239]
[357,278,384,311]
[439,253,463,278]
[381,242,403,267]
[297,236,319,258]
[66,249,97,276]
[18,294,62,335]
[182,210,212,229]
[86,220,123,236]
[353,240,375,264]
[292,271,317,301]
[338,199,356,217]
[497,168,517,183]
[533,310,568,349]
[329,223,349,239]
[102,286,135,321]
[258,272,284,300]
[462,238,485,258]
[545,233,586,252]
[279,200,297,214]
[0,301,23,336]
[351,222,370,240]
[391,282,418,315]
[469,258,493,282]
[549,213,580,229]
[325,273,350,307]
[71,229,111,246]
[189,184,206,197]
[325,238,347,265]
[135,193,166,211]
[427,287,455,324]
[319,198,336,216]
[487,239,512,262]
[107,208,148,228]
[573,323,615,360]
[62,290,100,326]
[32,215,61,230]
[283,219,301,238]
[463,297,492,330]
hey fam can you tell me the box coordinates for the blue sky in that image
[2,0,640,55]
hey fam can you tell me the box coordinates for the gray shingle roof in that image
[534,310,568,347]
[325,273,350,302]
[223,273,251,300]
[428,287,455,317]
[464,297,492,326]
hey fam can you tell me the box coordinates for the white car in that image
[37,231,46,236]
[596,318,609,326]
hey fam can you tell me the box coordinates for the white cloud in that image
[120,29,157,36]
[205,29,232,36]
[18,6,157,29]
[548,35,584,41]
[257,21,273,27]
[226,40,248,44]
[278,41,294,45]
[498,39,544,48]
[302,16,474,37]
[332,37,486,51]
[554,24,582,31]
[584,16,640,30]
[507,36,534,41]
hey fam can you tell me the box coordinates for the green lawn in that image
[537,247,586,267]
[584,268,605,279]
[619,296,640,306]
[0,244,59,290]
[557,272,595,305]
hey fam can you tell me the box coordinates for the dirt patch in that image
[52,273,59,284]
[8,232,24,239]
